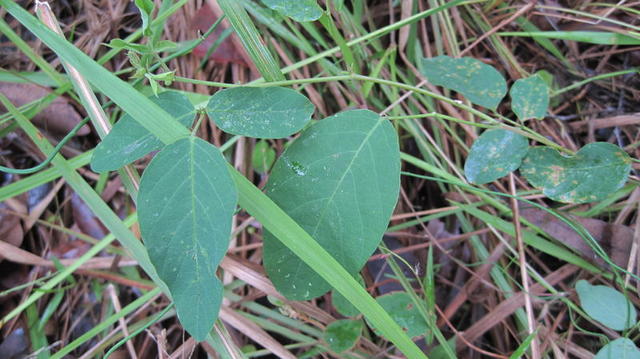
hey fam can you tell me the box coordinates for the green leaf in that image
[251,140,276,174]
[510,75,549,120]
[595,338,640,359]
[107,39,149,53]
[263,110,400,300]
[464,129,529,184]
[206,87,315,139]
[134,0,154,36]
[520,143,631,203]
[373,292,428,338]
[419,56,507,109]
[332,274,365,317]
[575,280,637,331]
[91,92,196,173]
[138,137,237,341]
[323,319,362,353]
[428,337,457,359]
[261,0,323,22]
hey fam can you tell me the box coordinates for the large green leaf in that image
[206,87,315,139]
[595,338,640,359]
[263,110,400,300]
[138,136,237,341]
[520,143,631,203]
[323,319,362,353]
[464,129,529,184]
[510,75,549,120]
[91,91,196,173]
[419,56,507,109]
[261,0,323,22]
[575,280,637,331]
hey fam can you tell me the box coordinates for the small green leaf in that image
[134,0,154,36]
[419,56,507,109]
[595,338,640,359]
[154,40,178,52]
[520,143,631,203]
[138,137,237,341]
[251,140,276,174]
[575,280,637,331]
[261,0,323,22]
[332,274,365,317]
[373,292,428,338]
[510,75,549,120]
[263,110,400,300]
[107,39,149,53]
[91,92,196,173]
[206,87,315,139]
[464,129,529,184]
[323,319,362,353]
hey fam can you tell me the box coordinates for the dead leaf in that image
[0,82,89,136]
[71,192,107,240]
[520,206,634,268]
[0,327,29,359]
[0,202,24,264]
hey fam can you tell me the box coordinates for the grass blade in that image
[217,0,285,81]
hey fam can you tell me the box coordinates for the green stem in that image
[0,117,89,174]
[551,68,639,97]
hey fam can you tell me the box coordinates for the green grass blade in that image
[499,31,640,45]
[217,0,285,81]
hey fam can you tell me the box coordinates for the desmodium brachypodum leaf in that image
[510,75,549,120]
[263,110,400,300]
[575,280,637,331]
[91,91,196,172]
[323,319,363,353]
[595,338,640,359]
[464,129,529,184]
[206,87,314,139]
[372,292,428,338]
[251,140,276,174]
[520,142,631,203]
[138,136,237,341]
[261,0,323,22]
[419,55,507,110]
